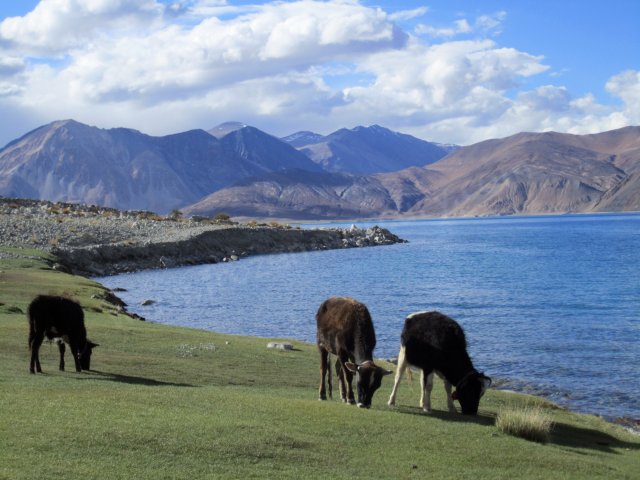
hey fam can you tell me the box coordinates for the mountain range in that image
[0,119,638,219]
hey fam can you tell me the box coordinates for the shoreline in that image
[0,197,406,276]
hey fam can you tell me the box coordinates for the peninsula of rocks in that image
[0,198,406,277]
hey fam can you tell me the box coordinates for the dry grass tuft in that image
[496,405,553,443]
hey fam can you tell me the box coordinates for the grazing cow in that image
[316,297,391,408]
[28,295,98,374]
[387,311,491,415]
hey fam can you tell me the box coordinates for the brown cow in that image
[316,297,391,408]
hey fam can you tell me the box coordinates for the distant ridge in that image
[0,120,321,213]
[1,120,638,219]
[186,126,640,219]
[286,124,450,174]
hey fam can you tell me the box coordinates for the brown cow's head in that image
[78,340,99,371]
[452,371,492,415]
[345,361,392,408]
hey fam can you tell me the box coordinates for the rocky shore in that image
[0,197,406,276]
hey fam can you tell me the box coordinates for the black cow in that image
[28,295,98,374]
[387,311,491,415]
[316,297,391,408]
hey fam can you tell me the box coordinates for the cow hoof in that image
[388,399,396,407]
[318,396,327,401]
[347,399,356,405]
[422,407,432,413]
[357,403,370,409]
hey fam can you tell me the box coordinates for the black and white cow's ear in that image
[345,362,358,373]
[382,369,393,376]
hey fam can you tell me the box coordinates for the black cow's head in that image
[452,371,492,415]
[345,361,392,408]
[78,340,99,370]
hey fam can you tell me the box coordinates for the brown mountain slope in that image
[183,126,640,219]
[184,170,397,220]
[391,127,639,217]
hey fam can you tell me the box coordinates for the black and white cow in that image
[316,297,391,408]
[28,295,98,374]
[387,311,491,415]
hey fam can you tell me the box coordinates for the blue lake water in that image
[96,214,640,421]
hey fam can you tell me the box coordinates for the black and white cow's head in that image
[345,361,392,408]
[452,371,492,415]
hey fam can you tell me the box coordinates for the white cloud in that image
[415,11,506,39]
[0,1,636,147]
[389,7,428,22]
[606,70,640,122]
[0,0,166,56]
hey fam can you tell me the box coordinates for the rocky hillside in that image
[188,126,640,219]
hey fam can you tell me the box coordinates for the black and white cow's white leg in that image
[387,344,407,407]
[420,370,434,412]
[419,370,433,412]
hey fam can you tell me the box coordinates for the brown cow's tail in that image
[327,353,333,399]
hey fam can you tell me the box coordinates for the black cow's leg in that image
[29,331,45,374]
[69,342,82,372]
[57,341,66,371]
[319,347,329,400]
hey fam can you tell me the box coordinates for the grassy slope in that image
[1,248,638,479]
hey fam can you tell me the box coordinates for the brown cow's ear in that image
[345,362,358,372]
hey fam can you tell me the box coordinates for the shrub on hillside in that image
[496,405,553,443]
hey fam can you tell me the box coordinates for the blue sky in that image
[0,1,638,146]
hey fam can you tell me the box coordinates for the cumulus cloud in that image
[0,1,636,147]
[415,11,506,38]
[0,0,166,56]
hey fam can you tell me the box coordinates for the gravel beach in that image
[0,197,406,275]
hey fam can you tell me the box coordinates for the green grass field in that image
[1,247,638,479]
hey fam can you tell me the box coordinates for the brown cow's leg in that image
[29,331,44,374]
[339,356,356,405]
[335,358,347,402]
[319,347,329,400]
[345,367,356,405]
